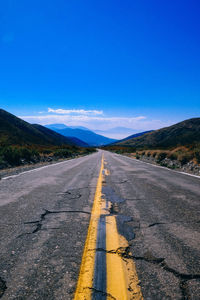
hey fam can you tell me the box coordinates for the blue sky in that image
[0,0,200,136]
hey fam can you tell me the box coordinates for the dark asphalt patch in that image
[102,186,125,203]
[92,215,107,300]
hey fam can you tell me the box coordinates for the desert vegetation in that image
[0,145,96,169]
[104,144,200,168]
[104,118,200,174]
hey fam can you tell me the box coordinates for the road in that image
[0,150,200,299]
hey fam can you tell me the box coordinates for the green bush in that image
[41,149,52,154]
[1,147,21,166]
[20,148,33,161]
[0,147,40,166]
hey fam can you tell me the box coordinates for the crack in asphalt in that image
[101,178,200,299]
[18,209,91,237]
[119,247,200,300]
[0,276,7,299]
[123,220,200,230]
[58,191,81,199]
[140,221,200,228]
[84,287,116,300]
[57,186,96,199]
[60,186,97,193]
[4,220,199,228]
[90,246,200,300]
[112,180,128,184]
[148,222,166,227]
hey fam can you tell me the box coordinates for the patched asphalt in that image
[0,150,200,299]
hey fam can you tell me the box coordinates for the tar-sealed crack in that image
[18,209,90,237]
[0,276,7,298]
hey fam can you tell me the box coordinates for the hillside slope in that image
[116,118,200,148]
[0,109,78,146]
[45,124,116,146]
[117,130,153,143]
[32,124,88,147]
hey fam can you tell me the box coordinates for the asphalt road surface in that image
[0,150,200,299]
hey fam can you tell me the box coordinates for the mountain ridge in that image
[114,118,200,148]
[45,124,117,146]
[0,109,84,147]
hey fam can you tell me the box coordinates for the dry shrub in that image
[167,152,178,160]
[156,151,167,162]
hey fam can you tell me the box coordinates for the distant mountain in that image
[67,137,89,147]
[69,126,90,131]
[32,124,88,147]
[46,123,68,130]
[0,109,82,147]
[47,124,90,131]
[94,127,136,139]
[116,118,200,148]
[45,124,117,146]
[96,127,135,134]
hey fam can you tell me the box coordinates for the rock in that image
[138,154,200,176]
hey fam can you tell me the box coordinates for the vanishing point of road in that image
[0,150,200,299]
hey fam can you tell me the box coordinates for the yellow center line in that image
[74,155,143,300]
[106,216,128,299]
[106,216,143,299]
[74,155,104,299]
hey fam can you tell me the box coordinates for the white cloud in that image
[19,110,174,138]
[48,108,103,115]
[21,114,146,128]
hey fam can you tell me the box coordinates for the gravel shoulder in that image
[123,153,200,177]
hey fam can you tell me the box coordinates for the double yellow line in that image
[74,155,143,300]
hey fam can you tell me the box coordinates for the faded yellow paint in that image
[73,155,104,300]
[106,216,143,300]
[74,154,143,300]
[106,215,128,299]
